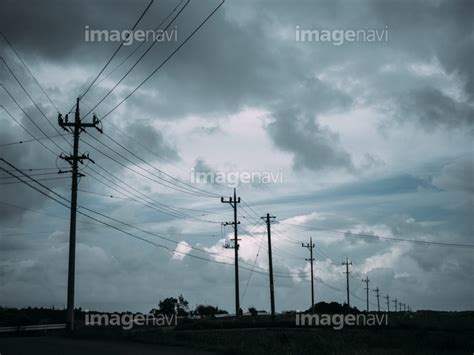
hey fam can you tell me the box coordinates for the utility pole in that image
[383,294,390,312]
[342,258,352,310]
[362,277,370,312]
[58,98,102,331]
[393,298,398,312]
[373,287,380,312]
[398,301,402,313]
[302,237,316,311]
[221,188,241,319]
[261,213,276,321]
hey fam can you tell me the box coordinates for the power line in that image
[280,221,474,249]
[81,134,218,198]
[0,32,59,112]
[79,0,155,100]
[0,133,70,147]
[101,131,220,197]
[78,172,222,224]
[1,57,70,149]
[0,159,284,275]
[0,104,59,156]
[97,0,225,121]
[240,229,264,306]
[82,0,190,119]
[0,176,69,185]
[1,84,64,152]
[94,0,187,88]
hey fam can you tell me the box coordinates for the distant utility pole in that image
[362,277,370,312]
[384,294,390,312]
[342,258,352,309]
[302,237,316,311]
[393,298,398,312]
[221,188,241,319]
[373,287,381,312]
[398,301,402,313]
[403,303,407,312]
[261,213,276,321]
[58,98,102,331]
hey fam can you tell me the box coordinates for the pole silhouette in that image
[221,188,241,319]
[302,238,315,310]
[383,294,390,312]
[393,298,398,312]
[342,258,352,309]
[261,213,276,321]
[362,277,370,312]
[58,98,102,331]
[373,287,380,312]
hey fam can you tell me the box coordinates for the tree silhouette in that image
[177,294,189,316]
[158,297,178,316]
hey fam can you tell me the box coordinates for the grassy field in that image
[69,311,474,354]
[2,311,474,354]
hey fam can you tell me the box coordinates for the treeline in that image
[150,294,228,317]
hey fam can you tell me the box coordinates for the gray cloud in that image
[268,107,353,171]
[0,0,472,313]
[124,120,179,162]
[432,157,474,194]
[397,87,474,130]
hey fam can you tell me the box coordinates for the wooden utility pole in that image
[58,98,102,331]
[221,188,241,319]
[342,258,352,310]
[384,294,390,312]
[362,277,370,312]
[302,237,315,311]
[373,286,381,312]
[261,213,276,321]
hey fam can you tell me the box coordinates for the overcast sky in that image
[0,0,472,313]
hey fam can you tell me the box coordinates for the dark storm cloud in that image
[2,0,356,171]
[3,0,470,173]
[0,0,185,63]
[397,87,474,130]
[266,76,354,171]
[0,102,70,223]
[432,157,474,193]
[193,158,214,175]
[191,158,224,188]
[124,120,179,161]
[368,0,474,100]
[268,106,353,171]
